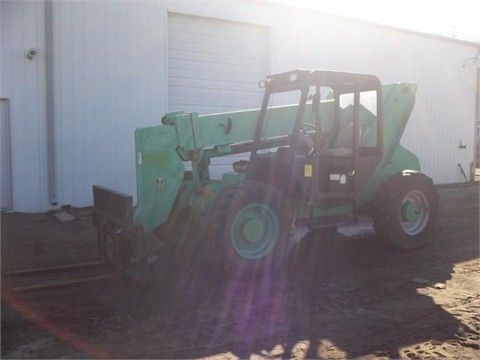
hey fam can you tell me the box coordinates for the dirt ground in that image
[1,184,479,359]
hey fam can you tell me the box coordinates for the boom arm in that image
[96,79,419,234]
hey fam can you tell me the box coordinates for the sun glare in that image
[275,0,479,42]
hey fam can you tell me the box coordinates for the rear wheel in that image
[203,181,292,278]
[373,172,440,250]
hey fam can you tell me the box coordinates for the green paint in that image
[133,125,184,232]
[132,80,420,235]
[230,204,280,260]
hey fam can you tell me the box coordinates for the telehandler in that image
[93,69,439,277]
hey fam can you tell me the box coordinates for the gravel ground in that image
[1,183,479,359]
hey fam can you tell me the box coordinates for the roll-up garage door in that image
[168,13,268,114]
[168,13,268,179]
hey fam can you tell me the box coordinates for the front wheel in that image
[373,172,440,250]
[203,181,293,278]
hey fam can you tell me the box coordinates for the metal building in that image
[1,0,479,212]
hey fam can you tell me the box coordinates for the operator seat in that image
[324,122,358,157]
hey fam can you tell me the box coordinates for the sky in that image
[272,0,480,43]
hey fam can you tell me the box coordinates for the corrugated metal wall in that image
[397,37,476,183]
[50,2,168,207]
[2,0,478,212]
[0,1,48,212]
[267,13,478,184]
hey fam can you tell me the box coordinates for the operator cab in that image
[245,69,383,204]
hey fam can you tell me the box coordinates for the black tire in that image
[202,181,292,278]
[373,172,440,250]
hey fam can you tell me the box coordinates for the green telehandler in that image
[93,69,439,277]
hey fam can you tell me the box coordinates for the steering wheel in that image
[301,123,316,158]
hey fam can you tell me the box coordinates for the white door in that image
[168,13,268,178]
[1,98,12,210]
